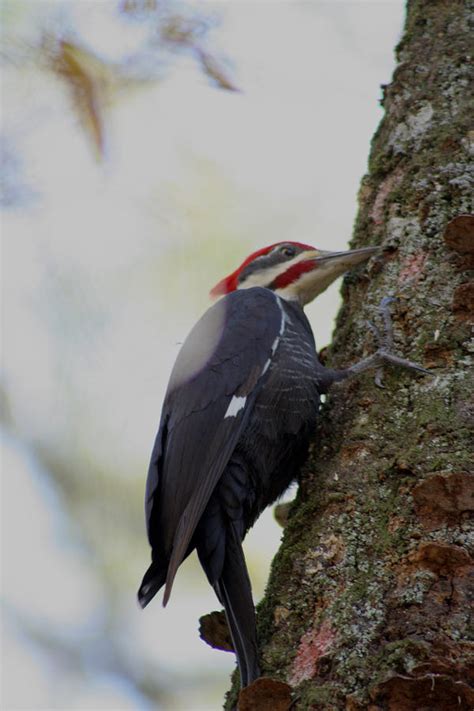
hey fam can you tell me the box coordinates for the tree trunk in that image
[231,1,474,708]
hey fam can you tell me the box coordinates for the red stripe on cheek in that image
[271,260,317,290]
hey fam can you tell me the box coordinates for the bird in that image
[137,241,428,689]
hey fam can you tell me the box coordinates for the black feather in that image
[138,287,324,686]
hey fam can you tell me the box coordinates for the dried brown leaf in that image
[53,40,108,159]
[238,677,292,711]
[199,610,233,652]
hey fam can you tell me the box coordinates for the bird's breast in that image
[252,315,321,437]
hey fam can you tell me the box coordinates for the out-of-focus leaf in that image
[51,40,109,160]
[158,12,239,91]
[120,0,158,16]
[123,3,239,92]
[160,14,208,46]
[196,48,240,92]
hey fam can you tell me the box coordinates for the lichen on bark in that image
[228,1,474,709]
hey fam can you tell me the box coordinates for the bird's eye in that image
[280,246,296,258]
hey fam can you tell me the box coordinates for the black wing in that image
[141,287,285,606]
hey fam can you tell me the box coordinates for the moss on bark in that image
[227,1,474,708]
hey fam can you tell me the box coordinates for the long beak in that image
[286,245,379,305]
[311,246,380,267]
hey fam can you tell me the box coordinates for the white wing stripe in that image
[224,395,247,418]
[261,358,272,376]
[276,294,287,336]
[226,294,288,418]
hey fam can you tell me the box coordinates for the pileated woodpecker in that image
[138,242,427,688]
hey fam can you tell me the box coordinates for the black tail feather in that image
[214,525,260,688]
[137,561,167,609]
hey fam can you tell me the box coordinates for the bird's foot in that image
[342,296,431,388]
[366,296,395,386]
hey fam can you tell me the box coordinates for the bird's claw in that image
[374,367,385,389]
[369,296,430,386]
[379,296,396,309]
[319,297,431,389]
[366,320,381,345]
[378,296,396,351]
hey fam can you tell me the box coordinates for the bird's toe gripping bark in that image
[349,296,431,387]
[320,296,431,391]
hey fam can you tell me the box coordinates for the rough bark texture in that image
[227,1,473,708]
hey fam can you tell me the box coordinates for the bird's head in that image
[211,242,379,306]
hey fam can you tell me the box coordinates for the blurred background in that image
[1,1,404,708]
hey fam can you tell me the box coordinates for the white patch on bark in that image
[385,216,420,249]
[388,102,434,154]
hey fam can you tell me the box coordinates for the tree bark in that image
[230,1,474,708]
